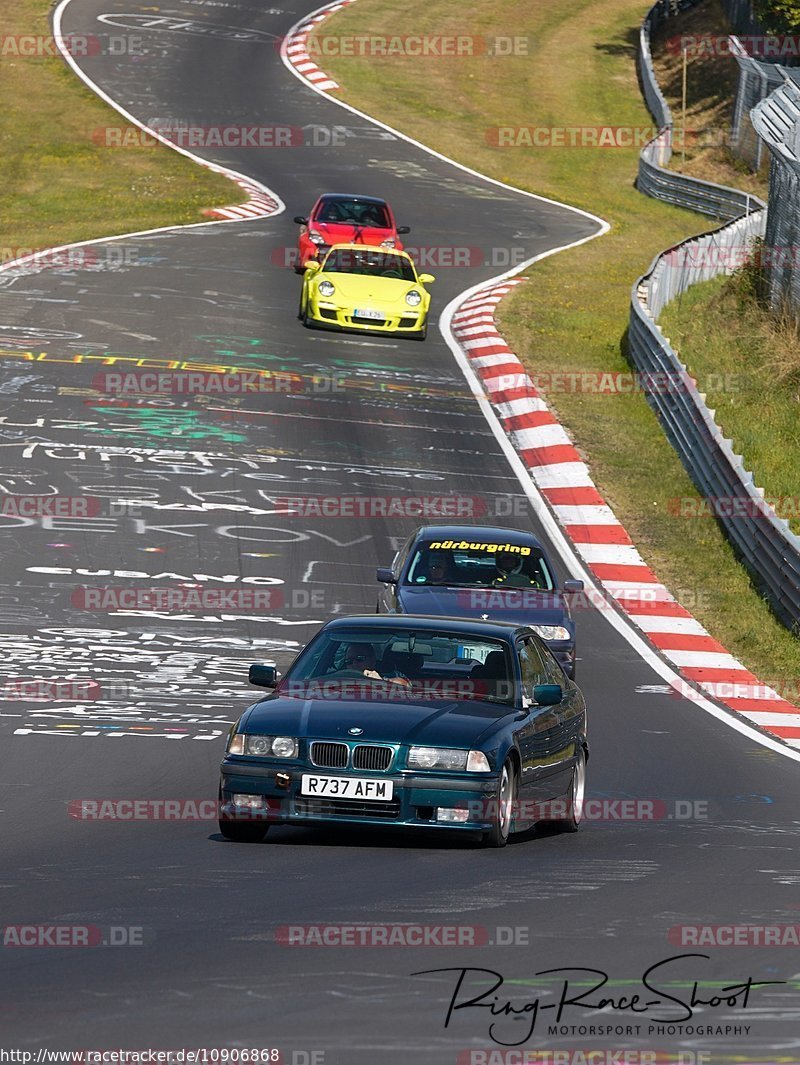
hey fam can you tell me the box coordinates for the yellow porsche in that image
[298,244,434,341]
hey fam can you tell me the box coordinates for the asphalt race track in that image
[1,1,799,1062]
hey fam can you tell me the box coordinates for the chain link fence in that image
[638,3,767,217]
[730,38,800,169]
[720,0,764,37]
[751,75,800,316]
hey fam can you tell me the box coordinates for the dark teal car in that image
[218,615,588,848]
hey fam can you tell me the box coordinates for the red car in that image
[293,193,410,273]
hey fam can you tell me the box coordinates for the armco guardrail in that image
[630,213,800,631]
[639,127,765,216]
[638,4,767,218]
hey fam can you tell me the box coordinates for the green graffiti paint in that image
[88,407,248,443]
[196,335,300,365]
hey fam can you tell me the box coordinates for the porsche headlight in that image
[309,230,326,245]
[228,734,299,758]
[380,238,396,248]
[405,290,423,307]
[408,747,468,771]
[531,625,571,641]
[317,280,335,297]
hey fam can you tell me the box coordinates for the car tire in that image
[297,290,307,321]
[219,818,269,843]
[561,744,587,832]
[481,758,516,848]
[218,793,269,843]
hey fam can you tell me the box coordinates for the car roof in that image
[412,525,546,549]
[320,613,530,641]
[317,193,388,206]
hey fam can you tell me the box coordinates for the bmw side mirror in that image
[249,664,278,688]
[563,579,584,594]
[293,215,308,225]
[533,683,562,706]
[397,225,411,234]
[376,567,397,584]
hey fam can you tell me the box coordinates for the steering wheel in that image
[382,270,402,279]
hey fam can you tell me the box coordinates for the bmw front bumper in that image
[220,760,499,831]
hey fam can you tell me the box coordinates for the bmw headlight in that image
[408,747,469,771]
[405,290,423,307]
[270,736,298,758]
[227,734,298,758]
[309,230,326,245]
[317,280,335,297]
[530,625,571,641]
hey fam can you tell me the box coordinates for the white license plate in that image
[300,774,394,801]
[353,308,383,320]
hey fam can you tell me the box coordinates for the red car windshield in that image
[314,199,391,228]
[321,249,417,282]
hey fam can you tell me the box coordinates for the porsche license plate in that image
[300,774,393,801]
[353,308,383,320]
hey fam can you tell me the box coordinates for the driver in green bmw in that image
[341,643,410,686]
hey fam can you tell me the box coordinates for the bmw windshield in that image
[278,626,516,705]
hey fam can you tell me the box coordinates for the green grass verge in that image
[660,268,800,538]
[312,0,800,680]
[0,0,241,257]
